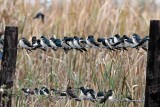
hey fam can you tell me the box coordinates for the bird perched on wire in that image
[97,90,115,104]
[73,36,87,52]
[66,85,81,101]
[86,89,96,102]
[61,37,72,54]
[19,37,33,53]
[133,36,149,51]
[32,36,46,51]
[40,36,52,49]
[86,35,100,48]
[33,12,45,23]
[131,33,142,46]
[39,86,50,96]
[122,35,134,48]
[49,37,59,51]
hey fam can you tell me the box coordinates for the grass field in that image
[0,0,159,106]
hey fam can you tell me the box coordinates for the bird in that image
[73,36,87,52]
[32,36,46,51]
[61,37,72,54]
[39,86,50,96]
[49,37,58,51]
[53,38,63,48]
[97,90,115,104]
[33,12,45,23]
[34,88,40,95]
[96,91,106,102]
[97,37,114,50]
[131,33,142,46]
[19,37,33,53]
[21,88,30,96]
[0,39,4,49]
[124,96,133,101]
[86,89,96,102]
[86,35,100,48]
[133,36,149,51]
[40,36,52,49]
[78,86,89,100]
[122,35,134,48]
[66,86,81,101]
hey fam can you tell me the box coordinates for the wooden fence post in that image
[145,20,160,107]
[0,26,18,107]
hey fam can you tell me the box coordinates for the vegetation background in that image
[0,0,159,106]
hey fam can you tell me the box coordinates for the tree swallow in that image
[97,90,115,104]
[78,86,89,100]
[32,36,47,51]
[33,12,45,23]
[73,36,87,52]
[19,37,33,53]
[49,37,58,51]
[61,37,72,54]
[122,35,134,48]
[131,33,142,46]
[39,86,50,96]
[66,86,81,101]
[86,35,100,48]
[40,36,52,49]
[86,89,96,102]
[133,36,149,51]
[22,88,30,96]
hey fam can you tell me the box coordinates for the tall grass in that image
[0,0,158,106]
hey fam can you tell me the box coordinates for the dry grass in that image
[0,0,159,106]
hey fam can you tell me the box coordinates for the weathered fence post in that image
[0,26,18,107]
[145,20,160,107]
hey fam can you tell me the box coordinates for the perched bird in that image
[96,91,106,102]
[79,37,89,48]
[78,87,89,100]
[73,36,87,52]
[86,89,96,102]
[39,86,50,96]
[66,86,81,101]
[32,36,46,51]
[131,33,142,46]
[40,36,52,49]
[98,90,115,104]
[97,37,114,50]
[34,88,40,95]
[19,37,33,53]
[133,36,149,51]
[61,37,72,54]
[122,35,134,48]
[86,35,100,48]
[124,96,133,101]
[33,12,45,23]
[53,38,63,48]
[22,88,30,96]
[49,37,58,51]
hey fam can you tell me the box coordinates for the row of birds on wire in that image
[17,33,149,53]
[21,85,144,104]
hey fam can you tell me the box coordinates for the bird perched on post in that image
[33,12,45,23]
[66,85,81,101]
[19,37,33,53]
